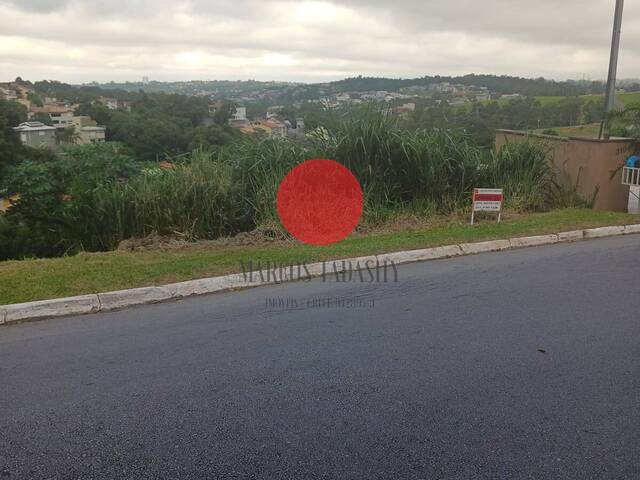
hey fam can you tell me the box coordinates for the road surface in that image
[2,236,640,479]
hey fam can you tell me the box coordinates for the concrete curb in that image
[97,286,174,311]
[2,224,639,325]
[2,295,100,324]
[460,239,511,255]
[509,234,559,249]
[584,225,626,238]
[558,230,585,242]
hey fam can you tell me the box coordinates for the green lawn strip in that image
[535,123,602,139]
[535,93,640,106]
[1,208,638,305]
[485,92,640,108]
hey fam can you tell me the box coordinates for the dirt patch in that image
[117,233,190,252]
[212,222,291,247]
[117,223,293,252]
[116,210,525,253]
[360,209,524,235]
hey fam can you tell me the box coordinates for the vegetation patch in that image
[1,110,583,260]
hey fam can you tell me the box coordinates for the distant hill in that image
[4,74,612,106]
[87,74,606,98]
[324,74,605,97]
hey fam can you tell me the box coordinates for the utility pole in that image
[600,0,625,139]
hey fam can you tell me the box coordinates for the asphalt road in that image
[2,236,640,479]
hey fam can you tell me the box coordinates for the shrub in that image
[488,140,553,211]
[0,143,141,258]
[72,150,245,249]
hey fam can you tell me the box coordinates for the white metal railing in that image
[622,167,640,186]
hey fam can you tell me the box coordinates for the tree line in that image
[327,74,606,96]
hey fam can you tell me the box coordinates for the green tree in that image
[583,100,604,124]
[55,126,79,144]
[608,104,640,139]
[27,92,44,107]
[31,112,53,125]
[0,98,27,126]
[0,143,140,259]
[188,125,237,150]
[213,100,236,126]
[0,99,28,171]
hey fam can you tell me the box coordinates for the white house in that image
[232,107,247,121]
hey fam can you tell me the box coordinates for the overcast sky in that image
[0,0,638,84]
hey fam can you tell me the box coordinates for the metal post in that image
[600,0,625,139]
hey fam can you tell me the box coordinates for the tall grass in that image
[71,150,245,250]
[487,140,553,211]
[221,138,319,225]
[3,110,563,257]
[332,113,486,206]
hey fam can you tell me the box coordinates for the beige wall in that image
[72,116,97,129]
[495,130,636,211]
[76,128,106,145]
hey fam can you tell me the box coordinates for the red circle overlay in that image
[277,159,363,246]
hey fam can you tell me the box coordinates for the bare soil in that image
[116,210,524,252]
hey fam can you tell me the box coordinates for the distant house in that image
[449,97,468,107]
[266,105,284,115]
[29,105,75,128]
[13,122,57,148]
[72,116,106,144]
[501,93,524,101]
[231,106,247,121]
[286,117,305,138]
[241,119,287,139]
[391,106,412,117]
[229,106,250,128]
[255,119,287,139]
[0,87,18,101]
[430,82,455,94]
[97,96,121,110]
[77,126,106,144]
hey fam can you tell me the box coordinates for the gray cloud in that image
[335,0,632,47]
[0,0,637,83]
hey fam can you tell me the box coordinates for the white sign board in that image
[471,188,503,224]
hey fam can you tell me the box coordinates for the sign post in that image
[471,188,503,225]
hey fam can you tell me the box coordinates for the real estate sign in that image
[471,188,503,224]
